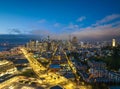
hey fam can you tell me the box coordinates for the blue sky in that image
[0,0,120,40]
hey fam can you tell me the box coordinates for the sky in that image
[0,0,120,40]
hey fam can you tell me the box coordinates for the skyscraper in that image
[47,35,51,51]
[112,39,116,47]
[72,36,78,44]
[72,36,78,47]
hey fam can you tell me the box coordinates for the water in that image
[0,34,40,51]
[0,34,40,70]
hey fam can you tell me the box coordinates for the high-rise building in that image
[47,42,51,51]
[35,40,39,50]
[80,41,84,48]
[47,36,51,51]
[72,36,78,47]
[72,36,78,43]
[30,40,35,47]
[112,39,116,47]
[51,42,55,51]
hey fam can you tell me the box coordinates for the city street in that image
[20,47,90,89]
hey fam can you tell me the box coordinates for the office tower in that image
[80,41,84,48]
[72,36,78,47]
[29,40,35,50]
[35,40,39,50]
[47,36,51,51]
[112,39,116,47]
[72,36,78,44]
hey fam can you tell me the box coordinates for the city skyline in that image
[0,1,120,88]
[0,0,120,40]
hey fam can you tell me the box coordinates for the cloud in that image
[52,19,120,40]
[71,21,120,40]
[62,23,79,32]
[68,23,79,29]
[93,14,120,26]
[30,29,50,35]
[53,23,60,27]
[29,14,120,41]
[29,20,120,40]
[38,19,46,23]
[9,28,21,34]
[29,29,58,40]
[77,16,86,22]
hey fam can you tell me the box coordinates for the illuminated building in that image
[112,39,116,47]
[0,60,17,76]
[29,40,36,50]
[64,41,72,50]
[72,36,78,44]
[80,41,84,48]
[35,40,39,49]
[47,36,51,51]
[72,36,78,47]
[51,42,55,51]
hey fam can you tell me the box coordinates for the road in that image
[20,47,78,89]
[63,50,80,82]
[0,76,26,89]
[20,47,91,89]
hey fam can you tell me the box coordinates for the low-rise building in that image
[0,60,17,76]
[108,71,120,83]
[49,64,61,72]
[87,60,106,69]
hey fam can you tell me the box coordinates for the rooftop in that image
[50,64,61,69]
